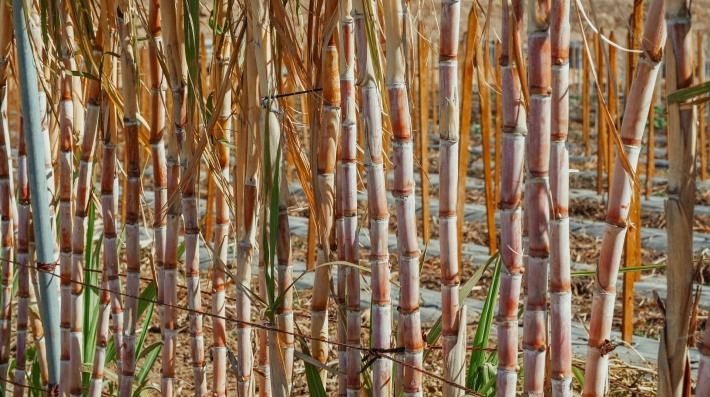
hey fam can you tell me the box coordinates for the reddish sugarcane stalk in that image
[147,0,167,343]
[385,0,422,395]
[211,5,230,395]
[59,1,78,393]
[15,122,29,396]
[549,0,572,395]
[353,0,389,394]
[496,0,526,394]
[439,0,464,394]
[659,1,696,396]
[117,1,142,394]
[582,0,666,394]
[309,0,340,387]
[160,0,186,392]
[338,1,355,394]
[524,1,551,395]
[235,31,258,397]
[698,308,710,394]
[100,0,124,379]
[69,21,102,397]
[0,2,13,390]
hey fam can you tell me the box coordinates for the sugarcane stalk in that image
[497,0,526,395]
[211,2,230,395]
[338,0,355,394]
[353,0,390,394]
[13,0,62,388]
[582,0,666,394]
[438,0,464,395]
[100,0,124,379]
[236,28,258,397]
[659,1,696,396]
[181,3,207,394]
[0,1,13,391]
[116,0,142,393]
[523,1,552,395]
[59,1,77,392]
[549,0,571,395]
[385,0,422,395]
[147,0,167,344]
[15,119,29,396]
[160,0,186,391]
[68,17,102,397]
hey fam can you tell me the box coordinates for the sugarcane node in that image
[604,217,628,229]
[598,339,616,357]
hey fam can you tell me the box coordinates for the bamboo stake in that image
[582,0,666,394]
[457,11,475,268]
[418,17,431,246]
[583,39,590,156]
[160,0,187,391]
[524,0,552,395]
[659,1,696,396]
[607,32,617,185]
[645,89,656,199]
[439,0,464,394]
[495,41,502,206]
[338,1,356,394]
[477,16,497,255]
[595,32,606,195]
[699,32,706,181]
[13,0,63,388]
[211,2,230,395]
[550,0,572,395]
[385,0,422,395]
[496,0,526,394]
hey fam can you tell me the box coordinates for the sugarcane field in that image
[4,0,710,395]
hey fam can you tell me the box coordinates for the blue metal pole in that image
[11,0,61,391]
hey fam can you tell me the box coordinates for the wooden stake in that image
[457,18,477,268]
[495,41,502,206]
[699,32,706,181]
[478,37,496,254]
[418,17,431,246]
[583,38,590,156]
[607,32,617,186]
[595,32,606,195]
[646,89,656,199]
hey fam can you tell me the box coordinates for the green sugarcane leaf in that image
[571,263,666,277]
[667,80,710,104]
[135,296,154,358]
[136,341,163,384]
[299,342,328,397]
[106,282,156,364]
[466,256,502,390]
[426,253,498,349]
[572,365,585,389]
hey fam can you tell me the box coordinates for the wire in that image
[8,256,486,397]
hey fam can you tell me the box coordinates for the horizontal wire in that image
[5,255,485,396]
